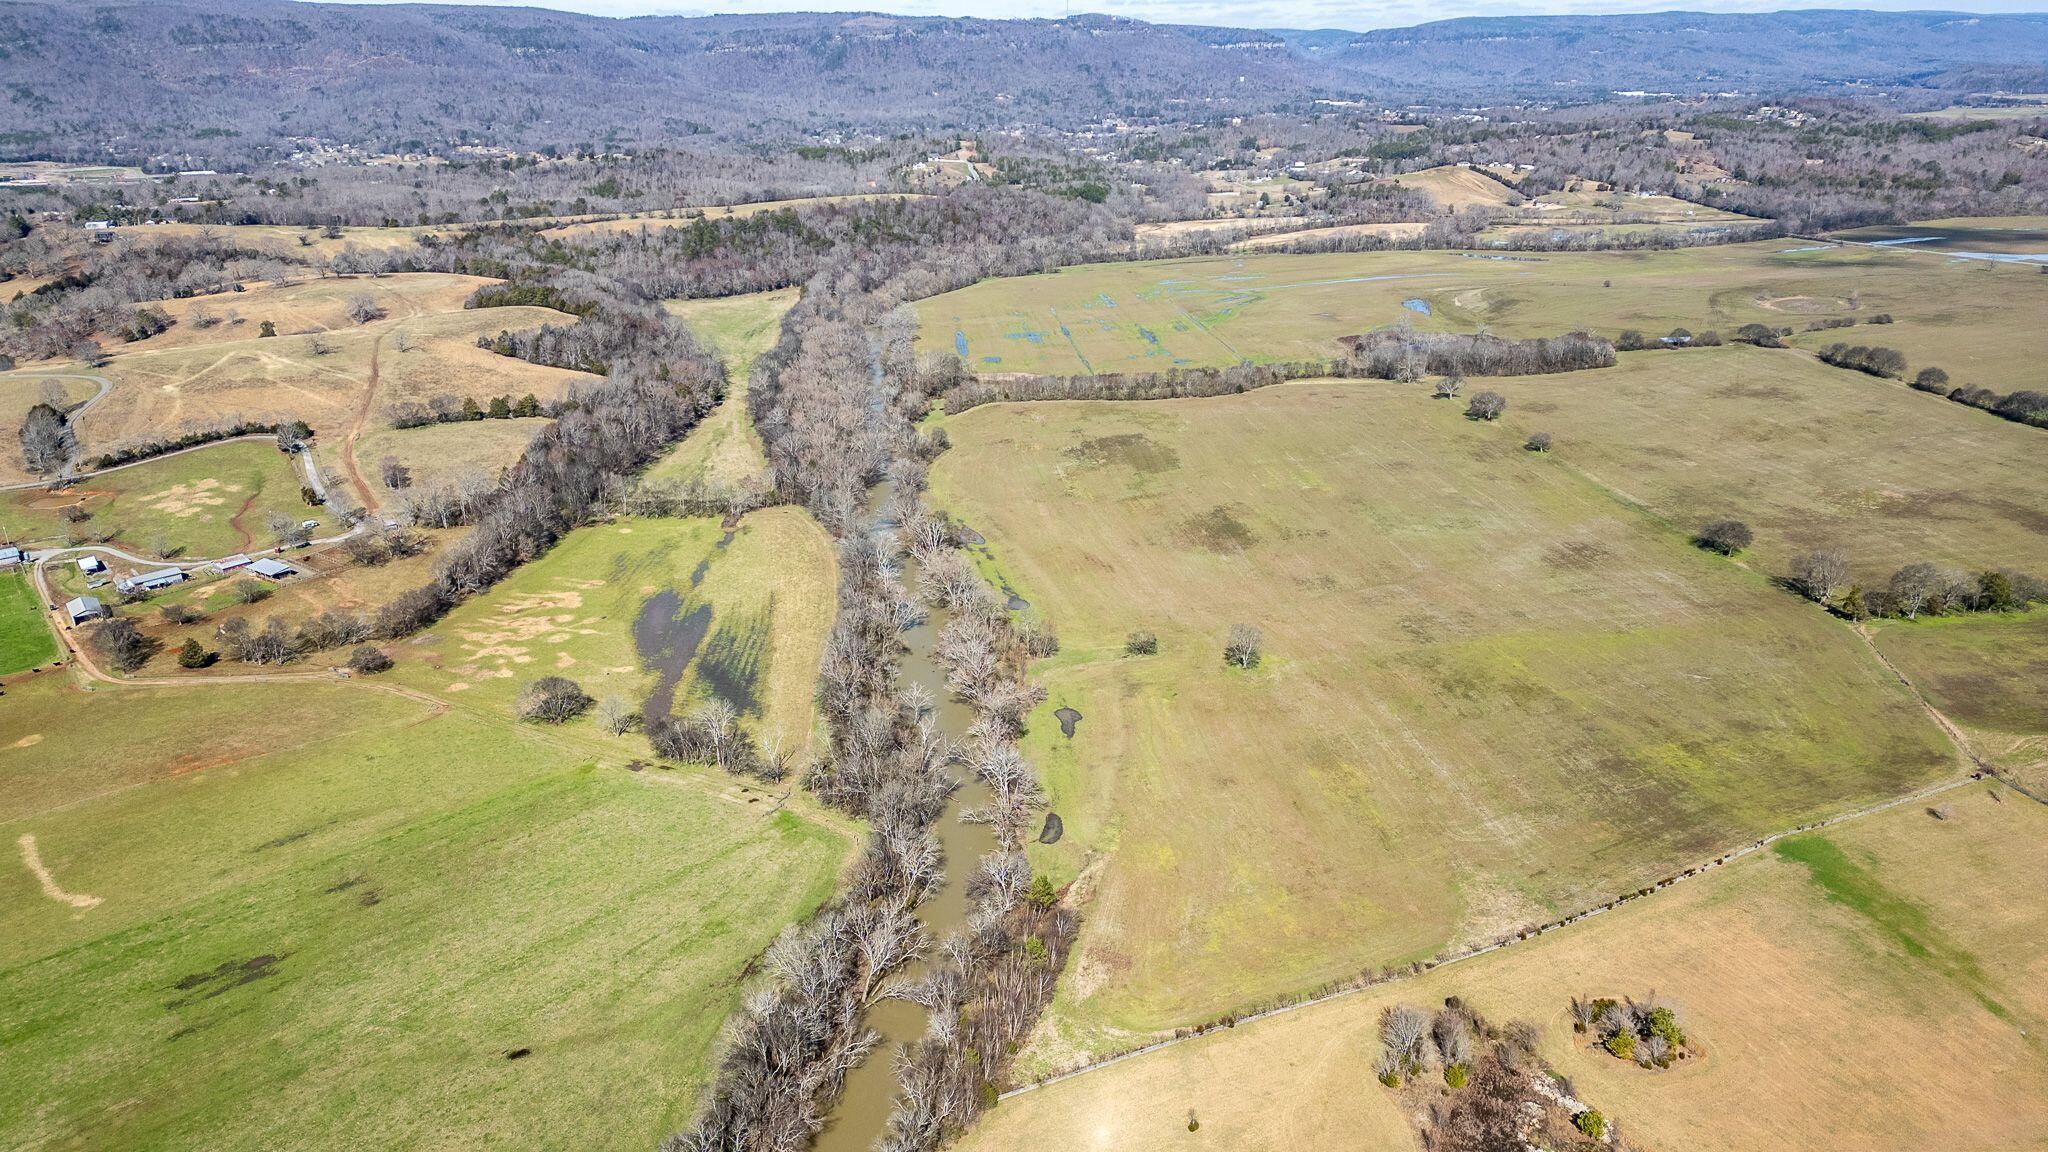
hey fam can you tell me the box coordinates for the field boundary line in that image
[998,768,1985,1101]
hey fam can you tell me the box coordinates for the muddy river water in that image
[811,519,997,1152]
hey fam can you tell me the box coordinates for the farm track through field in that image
[340,332,385,514]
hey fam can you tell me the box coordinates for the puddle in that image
[1402,297,1432,315]
[1055,706,1082,738]
[632,589,711,721]
[688,558,710,587]
[1006,592,1029,612]
[1038,812,1064,844]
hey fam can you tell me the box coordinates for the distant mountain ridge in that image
[1,2,2044,162]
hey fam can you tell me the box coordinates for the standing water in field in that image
[811,492,998,1152]
[632,589,711,721]
[1402,297,1433,315]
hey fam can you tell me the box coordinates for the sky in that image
[313,0,2048,29]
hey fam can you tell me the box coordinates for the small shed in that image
[117,567,187,595]
[0,546,21,567]
[214,554,253,573]
[248,558,296,580]
[66,596,104,625]
[77,556,105,575]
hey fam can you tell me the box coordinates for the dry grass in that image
[1870,611,2048,789]
[960,782,2047,1152]
[340,418,547,507]
[537,194,919,240]
[122,274,493,352]
[927,381,1951,1068]
[70,301,593,453]
[118,221,445,259]
[1230,222,1429,250]
[1391,165,1519,210]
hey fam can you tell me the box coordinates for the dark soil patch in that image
[323,876,364,894]
[1038,812,1064,844]
[633,589,711,721]
[505,1047,533,1060]
[1065,432,1180,474]
[254,827,316,851]
[1055,706,1082,738]
[624,759,649,773]
[1181,504,1257,553]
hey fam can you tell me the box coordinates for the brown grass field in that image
[121,274,493,352]
[52,297,593,455]
[536,194,918,240]
[114,221,445,260]
[926,380,1954,1069]
[1390,165,1520,210]
[1870,611,2048,790]
[341,418,547,506]
[959,781,2048,1152]
[646,288,798,493]
[0,373,97,483]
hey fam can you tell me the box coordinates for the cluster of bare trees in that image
[942,358,1335,414]
[210,606,371,666]
[649,700,786,782]
[1346,328,1615,380]
[18,401,73,474]
[1379,997,1635,1151]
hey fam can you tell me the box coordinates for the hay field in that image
[1,438,309,557]
[1230,221,1429,250]
[66,302,594,454]
[122,274,494,352]
[959,782,2048,1152]
[1484,347,2048,584]
[119,221,444,259]
[344,418,546,506]
[1390,165,1519,210]
[926,382,1951,1067]
[0,671,850,1151]
[394,510,835,754]
[647,288,797,492]
[915,242,2048,393]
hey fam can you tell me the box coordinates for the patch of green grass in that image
[1867,610,2048,736]
[0,439,309,558]
[0,687,850,1150]
[1774,833,2009,1020]
[647,289,797,492]
[916,241,2048,400]
[0,570,57,675]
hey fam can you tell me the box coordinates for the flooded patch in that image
[1064,432,1180,475]
[694,606,771,716]
[1055,706,1082,738]
[633,589,712,721]
[1006,592,1029,612]
[689,558,710,587]
[1402,297,1433,315]
[1038,812,1064,844]
[1181,504,1257,553]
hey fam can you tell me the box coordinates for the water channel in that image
[811,503,998,1152]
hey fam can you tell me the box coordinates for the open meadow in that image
[392,510,836,755]
[646,288,797,493]
[915,240,2048,395]
[1870,611,2048,790]
[926,380,1955,1068]
[959,781,2048,1152]
[0,570,57,675]
[0,508,850,1150]
[1,438,310,557]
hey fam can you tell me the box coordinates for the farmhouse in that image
[65,595,104,625]
[247,558,297,580]
[117,567,188,595]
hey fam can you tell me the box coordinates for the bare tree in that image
[1224,623,1262,669]
[1789,550,1850,604]
[1464,390,1506,421]
[1694,519,1752,556]
[597,694,639,735]
[517,676,592,723]
[344,292,386,324]
[19,403,74,474]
